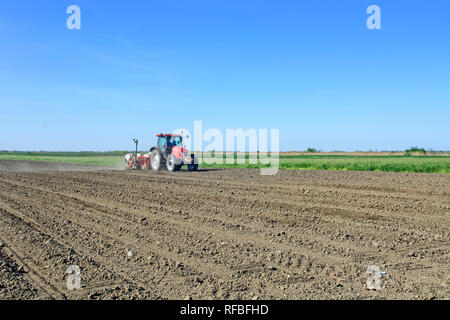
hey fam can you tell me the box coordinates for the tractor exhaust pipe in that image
[133,138,138,165]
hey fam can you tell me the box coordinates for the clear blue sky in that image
[1,0,449,151]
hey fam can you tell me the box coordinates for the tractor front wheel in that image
[166,154,182,172]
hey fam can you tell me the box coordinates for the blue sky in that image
[0,0,449,151]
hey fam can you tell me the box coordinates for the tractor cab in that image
[157,134,183,154]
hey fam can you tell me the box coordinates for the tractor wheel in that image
[187,164,198,172]
[166,154,182,172]
[150,149,163,171]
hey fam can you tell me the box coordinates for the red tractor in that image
[125,135,198,172]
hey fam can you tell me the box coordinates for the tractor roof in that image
[157,134,181,137]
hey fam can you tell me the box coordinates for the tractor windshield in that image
[168,136,183,148]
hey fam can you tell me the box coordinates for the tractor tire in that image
[166,154,182,172]
[150,149,163,171]
[187,164,198,171]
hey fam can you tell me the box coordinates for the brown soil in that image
[0,160,448,300]
[0,160,116,173]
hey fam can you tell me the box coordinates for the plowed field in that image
[0,160,448,299]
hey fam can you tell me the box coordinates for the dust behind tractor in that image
[125,134,198,172]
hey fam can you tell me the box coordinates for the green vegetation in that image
[0,152,449,173]
[200,154,450,173]
[405,146,426,155]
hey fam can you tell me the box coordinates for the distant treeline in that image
[303,147,448,155]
